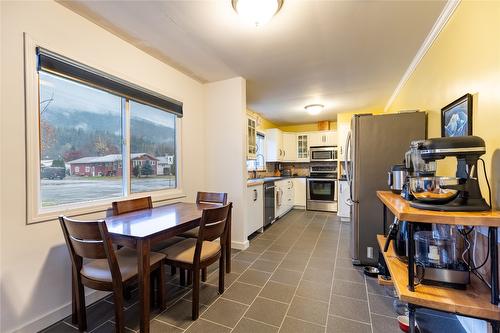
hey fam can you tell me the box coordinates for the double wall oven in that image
[306,165,338,212]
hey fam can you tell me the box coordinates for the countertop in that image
[247,176,307,187]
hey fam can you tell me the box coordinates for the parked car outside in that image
[41,167,66,180]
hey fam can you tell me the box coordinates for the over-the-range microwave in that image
[309,146,337,162]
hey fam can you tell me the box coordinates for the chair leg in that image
[150,273,156,307]
[74,277,87,331]
[113,289,125,333]
[170,265,176,276]
[159,264,166,310]
[180,268,186,286]
[187,270,193,285]
[192,268,200,320]
[202,267,207,282]
[71,270,77,324]
[218,255,225,294]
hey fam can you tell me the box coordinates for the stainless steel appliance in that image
[310,146,337,162]
[409,136,490,212]
[306,166,337,212]
[264,182,276,227]
[345,112,426,265]
[387,164,407,194]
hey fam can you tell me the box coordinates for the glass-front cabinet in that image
[247,117,257,160]
[296,134,309,162]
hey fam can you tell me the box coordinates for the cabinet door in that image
[283,133,297,161]
[308,132,322,148]
[337,181,351,218]
[265,129,283,162]
[292,178,306,207]
[338,123,350,160]
[296,134,309,162]
[247,117,257,159]
[247,185,264,236]
[323,131,337,146]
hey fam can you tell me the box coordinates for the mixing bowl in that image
[409,176,459,203]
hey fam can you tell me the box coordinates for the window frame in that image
[24,35,184,224]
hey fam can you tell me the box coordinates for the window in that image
[30,46,183,218]
[247,133,265,171]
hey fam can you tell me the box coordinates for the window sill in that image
[29,189,186,224]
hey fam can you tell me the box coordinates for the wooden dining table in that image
[105,202,232,333]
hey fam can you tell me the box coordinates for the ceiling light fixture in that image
[232,0,284,27]
[305,104,324,115]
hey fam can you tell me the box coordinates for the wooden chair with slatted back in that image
[59,216,166,332]
[178,192,228,283]
[160,203,232,320]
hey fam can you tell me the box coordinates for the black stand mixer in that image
[409,136,490,212]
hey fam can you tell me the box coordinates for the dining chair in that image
[160,203,232,320]
[178,192,228,283]
[112,197,185,253]
[59,215,166,332]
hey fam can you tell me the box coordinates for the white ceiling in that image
[60,0,446,125]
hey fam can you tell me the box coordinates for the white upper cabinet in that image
[282,133,297,162]
[308,131,336,147]
[266,129,337,162]
[265,128,284,162]
[247,116,257,160]
[296,134,309,162]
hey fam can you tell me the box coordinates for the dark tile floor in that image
[40,210,464,333]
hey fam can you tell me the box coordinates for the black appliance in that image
[263,182,276,227]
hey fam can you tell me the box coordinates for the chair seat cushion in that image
[80,248,165,283]
[160,238,221,264]
[151,236,185,252]
[178,227,199,239]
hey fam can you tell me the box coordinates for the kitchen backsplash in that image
[247,162,311,179]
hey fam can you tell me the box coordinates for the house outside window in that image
[28,45,183,221]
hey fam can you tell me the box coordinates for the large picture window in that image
[30,45,182,219]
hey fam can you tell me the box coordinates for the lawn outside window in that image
[25,36,184,223]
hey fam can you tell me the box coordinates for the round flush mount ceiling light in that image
[232,0,284,27]
[305,104,324,115]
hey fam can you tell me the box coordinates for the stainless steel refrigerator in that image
[345,112,426,266]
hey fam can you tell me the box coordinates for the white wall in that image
[204,78,248,249]
[0,1,207,332]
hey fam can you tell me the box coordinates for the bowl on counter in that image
[409,176,459,203]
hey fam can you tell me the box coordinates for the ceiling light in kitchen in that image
[232,0,284,26]
[305,104,324,115]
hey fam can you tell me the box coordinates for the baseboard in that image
[231,240,249,250]
[293,205,306,210]
[12,290,109,333]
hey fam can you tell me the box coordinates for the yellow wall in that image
[278,121,337,132]
[246,109,278,132]
[386,1,500,207]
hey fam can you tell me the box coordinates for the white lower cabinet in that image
[275,179,294,218]
[292,178,306,207]
[246,185,264,237]
[337,180,351,219]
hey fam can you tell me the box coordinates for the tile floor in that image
[41,209,464,333]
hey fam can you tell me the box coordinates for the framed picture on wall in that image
[441,93,473,137]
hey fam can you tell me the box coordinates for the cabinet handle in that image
[253,189,258,201]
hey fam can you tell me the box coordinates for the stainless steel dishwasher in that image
[263,181,275,227]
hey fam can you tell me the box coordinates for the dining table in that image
[105,201,232,333]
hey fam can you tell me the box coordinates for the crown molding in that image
[384,0,461,112]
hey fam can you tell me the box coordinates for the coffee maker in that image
[409,136,490,212]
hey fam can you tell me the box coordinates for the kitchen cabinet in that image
[246,184,264,237]
[296,134,309,162]
[275,179,294,218]
[337,180,351,220]
[292,178,306,207]
[265,128,284,162]
[282,133,297,162]
[308,131,337,147]
[247,116,257,160]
